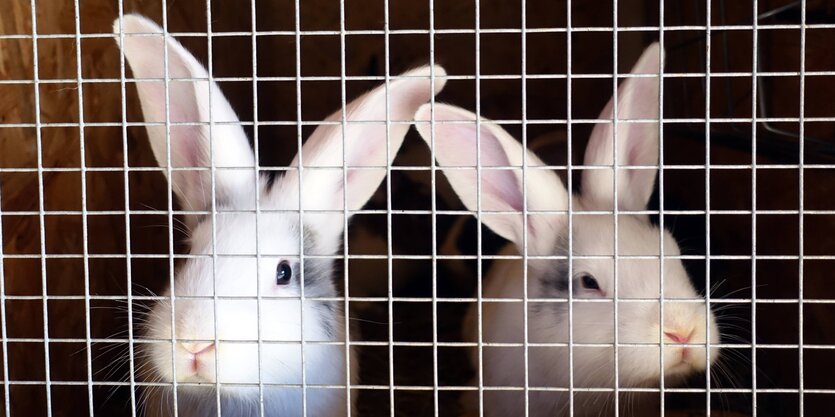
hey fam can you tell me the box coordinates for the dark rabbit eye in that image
[276,261,293,285]
[580,274,600,291]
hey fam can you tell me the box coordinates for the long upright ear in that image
[273,65,447,246]
[114,15,256,219]
[581,42,662,212]
[413,103,569,255]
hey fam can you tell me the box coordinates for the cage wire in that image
[0,0,834,416]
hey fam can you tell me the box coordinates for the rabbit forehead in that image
[189,209,303,256]
[175,210,301,296]
[569,215,696,297]
[571,213,680,257]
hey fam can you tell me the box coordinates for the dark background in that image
[1,0,835,416]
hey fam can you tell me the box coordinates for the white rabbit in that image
[414,43,719,416]
[114,14,446,416]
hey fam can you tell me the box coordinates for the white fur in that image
[414,43,720,417]
[115,14,446,416]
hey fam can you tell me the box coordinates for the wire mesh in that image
[0,0,833,416]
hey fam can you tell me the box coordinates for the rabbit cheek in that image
[214,343,261,384]
[616,346,662,385]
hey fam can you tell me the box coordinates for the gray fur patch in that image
[300,224,343,340]
[534,235,573,318]
[538,234,571,298]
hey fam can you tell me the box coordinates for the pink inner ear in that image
[483,172,523,211]
[136,55,206,170]
[438,123,523,212]
[169,126,203,168]
[625,133,642,168]
[479,133,523,212]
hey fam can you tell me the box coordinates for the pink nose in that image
[181,342,215,356]
[664,330,692,344]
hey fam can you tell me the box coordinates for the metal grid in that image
[0,0,831,416]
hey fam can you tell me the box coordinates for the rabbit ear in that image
[273,66,447,246]
[581,42,662,212]
[414,103,569,255]
[114,15,256,218]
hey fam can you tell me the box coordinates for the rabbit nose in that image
[181,342,215,356]
[663,329,693,344]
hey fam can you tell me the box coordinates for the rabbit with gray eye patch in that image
[114,14,446,417]
[414,43,720,417]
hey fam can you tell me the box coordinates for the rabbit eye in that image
[580,274,600,291]
[276,261,293,285]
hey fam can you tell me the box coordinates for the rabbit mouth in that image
[665,360,694,374]
[179,374,214,384]
[175,365,216,384]
[664,352,707,378]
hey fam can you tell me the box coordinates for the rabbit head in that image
[115,14,446,413]
[415,43,719,390]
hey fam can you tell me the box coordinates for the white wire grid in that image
[0,0,831,416]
